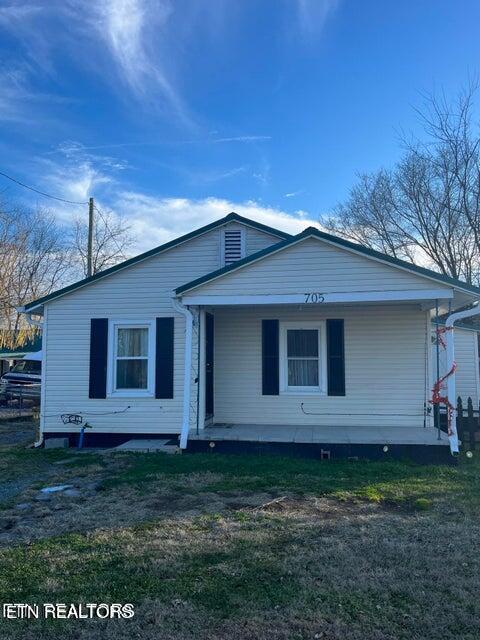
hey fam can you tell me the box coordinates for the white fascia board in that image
[22,218,285,314]
[180,232,479,298]
[219,219,285,239]
[181,288,454,306]
[306,234,478,298]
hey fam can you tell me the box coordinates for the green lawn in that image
[1,423,480,639]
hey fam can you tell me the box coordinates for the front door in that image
[205,312,214,419]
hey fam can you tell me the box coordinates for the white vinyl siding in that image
[42,223,281,435]
[214,304,430,428]
[188,237,454,297]
[42,212,473,440]
[456,329,480,405]
[431,327,480,406]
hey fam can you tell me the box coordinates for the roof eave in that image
[176,233,303,295]
[21,212,291,312]
[176,228,480,298]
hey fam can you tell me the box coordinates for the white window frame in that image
[220,227,246,267]
[107,320,155,398]
[279,321,327,394]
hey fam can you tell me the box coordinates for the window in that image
[108,321,154,396]
[222,228,245,266]
[280,322,325,393]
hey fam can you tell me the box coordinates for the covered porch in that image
[188,423,448,446]
[175,228,478,457]
[185,297,450,462]
[186,422,451,463]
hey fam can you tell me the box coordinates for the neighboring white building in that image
[431,324,479,406]
[20,212,480,460]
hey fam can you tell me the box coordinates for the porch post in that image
[435,300,440,440]
[198,308,206,432]
[172,298,194,449]
[445,301,480,455]
[425,310,434,429]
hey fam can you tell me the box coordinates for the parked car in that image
[0,351,42,405]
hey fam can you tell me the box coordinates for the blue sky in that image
[1,0,480,252]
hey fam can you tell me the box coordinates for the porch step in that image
[113,439,181,454]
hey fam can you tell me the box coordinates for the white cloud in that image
[56,164,110,206]
[0,64,74,124]
[0,3,55,73]
[33,150,121,221]
[110,192,321,254]
[25,149,320,255]
[252,156,271,186]
[90,0,193,126]
[0,66,31,123]
[164,162,249,186]
[0,0,340,137]
[296,0,340,41]
[0,1,195,127]
[53,141,130,171]
[0,7,76,124]
[212,136,271,144]
[43,135,272,153]
[0,4,41,23]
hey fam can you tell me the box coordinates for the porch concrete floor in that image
[188,424,449,446]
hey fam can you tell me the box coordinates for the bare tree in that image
[0,202,72,344]
[73,206,132,277]
[324,83,480,284]
[0,200,132,348]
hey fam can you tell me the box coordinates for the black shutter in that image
[89,318,108,399]
[262,319,279,395]
[327,319,345,396]
[156,317,174,399]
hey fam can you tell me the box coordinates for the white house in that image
[431,323,479,407]
[20,212,480,461]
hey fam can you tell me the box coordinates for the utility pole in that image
[87,197,94,277]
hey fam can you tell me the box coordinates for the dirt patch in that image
[227,493,383,519]
[0,478,266,546]
[0,478,33,505]
[3,430,480,640]
[0,476,388,547]
[0,488,264,545]
[0,418,36,446]
[0,433,430,549]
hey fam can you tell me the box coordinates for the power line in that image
[0,170,88,205]
[0,169,125,262]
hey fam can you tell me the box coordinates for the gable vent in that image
[223,229,244,266]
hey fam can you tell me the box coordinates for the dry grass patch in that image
[1,422,480,639]
[2,506,480,639]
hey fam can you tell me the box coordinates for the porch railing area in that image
[0,383,40,420]
[438,396,480,451]
[455,397,480,451]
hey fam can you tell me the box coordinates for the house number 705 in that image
[304,292,325,303]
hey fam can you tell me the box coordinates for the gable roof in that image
[21,212,291,313]
[176,226,480,297]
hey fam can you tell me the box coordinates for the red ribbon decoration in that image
[430,326,456,435]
